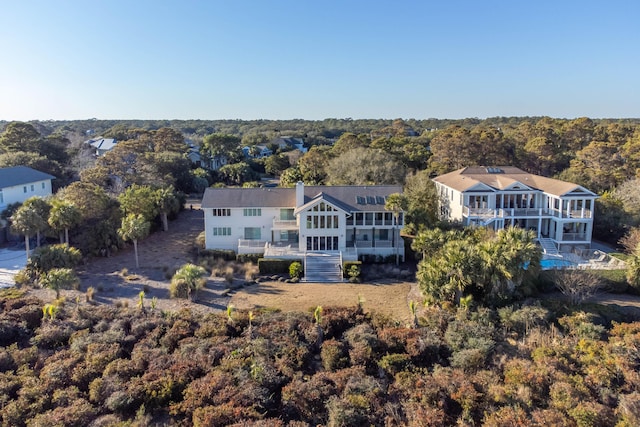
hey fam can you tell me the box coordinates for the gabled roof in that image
[0,166,55,188]
[433,166,596,197]
[293,192,353,215]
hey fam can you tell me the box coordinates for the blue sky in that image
[0,0,638,120]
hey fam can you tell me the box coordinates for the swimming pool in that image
[540,259,578,270]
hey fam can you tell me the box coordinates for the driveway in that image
[0,245,27,288]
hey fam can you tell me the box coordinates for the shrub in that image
[321,339,348,371]
[289,262,303,279]
[236,253,261,263]
[346,265,361,283]
[258,258,302,275]
[343,261,362,278]
[28,244,82,274]
[199,249,236,261]
[378,353,412,376]
[170,264,207,300]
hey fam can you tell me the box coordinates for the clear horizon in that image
[1,1,638,121]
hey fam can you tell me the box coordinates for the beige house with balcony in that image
[433,166,597,253]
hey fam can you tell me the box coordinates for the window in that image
[280,209,295,220]
[212,227,231,236]
[244,227,261,240]
[0,190,3,204]
[375,212,383,225]
[365,213,373,225]
[244,208,261,216]
[212,208,231,216]
[42,182,45,189]
[30,184,34,191]
[23,186,27,193]
[375,229,389,240]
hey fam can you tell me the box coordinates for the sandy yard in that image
[21,204,640,322]
[231,281,415,324]
[24,204,419,321]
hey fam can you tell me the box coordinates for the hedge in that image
[236,253,262,264]
[199,249,236,261]
[258,258,303,275]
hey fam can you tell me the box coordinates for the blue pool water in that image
[540,259,578,270]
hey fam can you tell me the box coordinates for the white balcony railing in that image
[272,219,297,229]
[560,233,588,241]
[464,206,592,219]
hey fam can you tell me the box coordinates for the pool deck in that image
[542,251,626,270]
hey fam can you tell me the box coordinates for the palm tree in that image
[10,199,48,259]
[118,214,150,268]
[155,186,179,232]
[22,197,50,248]
[172,263,207,300]
[48,199,81,245]
[385,193,408,266]
[40,268,79,299]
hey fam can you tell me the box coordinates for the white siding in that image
[0,179,52,212]
[203,207,281,251]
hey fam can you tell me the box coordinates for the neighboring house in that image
[85,137,117,156]
[0,166,55,213]
[273,136,308,153]
[242,145,273,159]
[187,148,228,171]
[201,182,404,263]
[433,166,597,253]
[0,166,55,242]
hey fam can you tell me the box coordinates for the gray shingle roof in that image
[0,166,56,189]
[201,185,402,212]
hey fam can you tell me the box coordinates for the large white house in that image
[433,166,597,253]
[201,182,405,263]
[0,166,55,213]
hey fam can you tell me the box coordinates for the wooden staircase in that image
[538,238,559,256]
[303,253,344,283]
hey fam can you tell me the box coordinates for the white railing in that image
[560,233,588,241]
[464,206,592,220]
[238,239,268,254]
[272,219,297,229]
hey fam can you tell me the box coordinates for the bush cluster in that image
[2,289,640,426]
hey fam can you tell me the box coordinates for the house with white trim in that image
[433,166,597,253]
[274,136,308,153]
[0,166,55,213]
[0,166,55,243]
[201,182,405,265]
[242,145,273,159]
